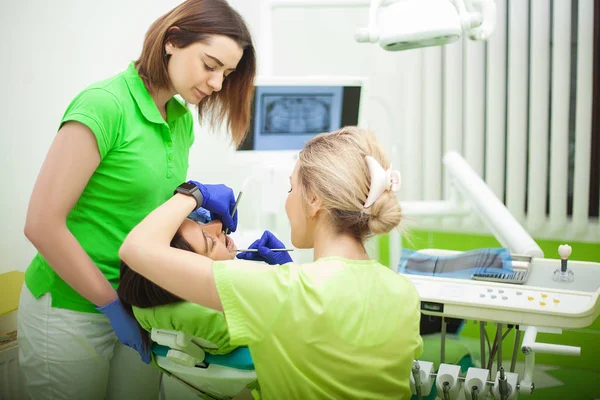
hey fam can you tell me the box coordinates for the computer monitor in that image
[239,76,368,151]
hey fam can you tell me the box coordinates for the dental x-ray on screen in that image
[239,78,365,151]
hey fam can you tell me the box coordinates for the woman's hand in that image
[96,297,150,364]
[188,181,238,232]
[236,230,293,265]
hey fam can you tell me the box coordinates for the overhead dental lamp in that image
[355,0,496,51]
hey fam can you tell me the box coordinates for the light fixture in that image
[355,0,496,51]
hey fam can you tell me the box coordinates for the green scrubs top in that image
[213,257,424,400]
[24,62,194,313]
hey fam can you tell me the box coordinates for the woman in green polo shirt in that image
[17,1,256,399]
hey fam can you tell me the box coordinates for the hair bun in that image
[366,191,402,235]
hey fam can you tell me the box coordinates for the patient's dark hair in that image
[118,231,196,352]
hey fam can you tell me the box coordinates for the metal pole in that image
[441,317,447,364]
[510,328,521,372]
[480,321,486,368]
[497,323,503,373]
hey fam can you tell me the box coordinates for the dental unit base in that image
[404,252,599,399]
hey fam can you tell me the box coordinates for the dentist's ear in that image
[307,194,322,218]
[164,27,181,55]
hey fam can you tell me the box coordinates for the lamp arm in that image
[368,0,383,36]
[453,0,483,31]
[355,0,382,43]
[463,0,497,40]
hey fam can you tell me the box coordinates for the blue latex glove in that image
[236,230,293,265]
[188,207,212,223]
[188,180,238,232]
[96,297,151,364]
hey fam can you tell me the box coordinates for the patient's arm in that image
[119,194,223,312]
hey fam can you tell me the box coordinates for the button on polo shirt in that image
[25,62,195,313]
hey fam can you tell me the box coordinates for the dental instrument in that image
[411,361,422,400]
[233,248,294,253]
[224,191,243,235]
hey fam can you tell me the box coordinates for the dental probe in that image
[224,191,243,235]
[233,248,294,253]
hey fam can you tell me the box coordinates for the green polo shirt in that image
[24,62,194,313]
[213,257,423,399]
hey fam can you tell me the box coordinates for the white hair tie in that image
[363,156,401,209]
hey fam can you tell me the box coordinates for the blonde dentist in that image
[120,127,423,399]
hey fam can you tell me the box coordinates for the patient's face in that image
[179,219,236,260]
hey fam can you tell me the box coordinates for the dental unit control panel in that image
[408,255,600,329]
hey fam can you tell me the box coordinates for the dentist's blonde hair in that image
[297,126,402,242]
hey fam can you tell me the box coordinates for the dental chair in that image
[133,302,258,400]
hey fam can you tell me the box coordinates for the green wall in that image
[378,230,600,267]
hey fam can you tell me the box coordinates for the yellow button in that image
[541,294,548,298]
[553,299,560,304]
[167,141,172,147]
[168,154,173,161]
[528,296,534,301]
[540,301,546,306]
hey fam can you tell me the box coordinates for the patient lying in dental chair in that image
[117,218,257,398]
[117,217,239,356]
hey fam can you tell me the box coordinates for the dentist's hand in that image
[188,180,238,232]
[236,230,293,265]
[96,297,151,364]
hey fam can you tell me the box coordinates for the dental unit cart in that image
[403,246,600,400]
